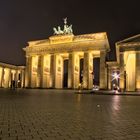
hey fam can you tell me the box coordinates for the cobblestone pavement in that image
[0,89,140,140]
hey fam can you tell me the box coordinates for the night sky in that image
[0,0,139,65]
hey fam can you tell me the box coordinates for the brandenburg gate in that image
[23,19,110,89]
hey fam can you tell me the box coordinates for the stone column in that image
[108,67,112,90]
[0,68,4,87]
[5,69,10,88]
[83,52,93,89]
[15,70,19,87]
[55,55,63,88]
[37,55,44,88]
[119,53,125,91]
[42,55,51,88]
[136,52,140,91]
[68,52,80,89]
[0,68,2,87]
[25,56,32,88]
[2,68,5,87]
[8,69,12,88]
[50,54,56,88]
[99,50,107,89]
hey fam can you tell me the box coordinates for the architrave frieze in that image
[0,62,25,70]
[119,44,140,52]
[23,40,109,56]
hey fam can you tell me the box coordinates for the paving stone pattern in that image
[0,89,140,140]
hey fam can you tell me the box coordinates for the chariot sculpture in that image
[53,18,73,35]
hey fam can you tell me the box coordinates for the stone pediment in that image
[117,34,140,45]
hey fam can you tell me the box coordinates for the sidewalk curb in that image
[75,90,140,96]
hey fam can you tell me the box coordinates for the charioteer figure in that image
[53,18,73,35]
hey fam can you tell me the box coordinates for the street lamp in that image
[112,72,120,91]
[112,72,119,80]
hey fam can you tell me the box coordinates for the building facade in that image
[0,62,25,88]
[23,33,110,89]
[24,33,140,91]
[107,34,140,91]
[0,32,139,91]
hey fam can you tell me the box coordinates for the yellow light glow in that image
[0,68,2,86]
[113,73,119,80]
[126,53,136,91]
[49,34,74,44]
[32,56,38,74]
[75,33,106,41]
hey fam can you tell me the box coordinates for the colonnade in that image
[0,65,25,88]
[26,50,107,89]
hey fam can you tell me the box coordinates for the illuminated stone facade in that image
[107,34,140,91]
[0,62,25,88]
[23,33,110,89]
[0,20,139,91]
[22,17,140,92]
